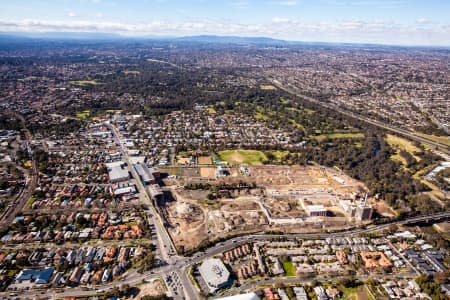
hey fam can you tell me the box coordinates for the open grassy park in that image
[69,80,100,86]
[218,149,268,165]
[281,259,296,277]
[385,134,421,153]
[385,134,422,164]
[255,112,269,120]
[75,110,91,119]
[312,132,365,141]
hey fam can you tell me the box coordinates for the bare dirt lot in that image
[248,166,364,193]
[134,279,166,299]
[198,156,212,164]
[163,189,268,252]
[164,189,209,251]
[200,167,215,178]
[176,157,191,165]
[369,199,397,217]
[160,165,384,252]
[183,167,200,178]
[265,198,305,218]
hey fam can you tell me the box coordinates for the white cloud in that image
[416,18,430,25]
[0,18,448,46]
[272,17,291,23]
[67,12,78,18]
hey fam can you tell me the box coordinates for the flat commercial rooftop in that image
[106,161,129,182]
[198,258,230,292]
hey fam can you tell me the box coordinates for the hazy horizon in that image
[2,31,450,49]
[0,0,449,46]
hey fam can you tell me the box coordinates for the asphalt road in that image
[109,123,176,259]
[109,123,197,300]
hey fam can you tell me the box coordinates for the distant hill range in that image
[0,32,347,48]
[174,35,291,45]
[0,31,123,40]
[0,32,448,49]
[0,32,290,44]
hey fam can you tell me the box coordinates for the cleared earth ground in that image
[260,84,277,90]
[134,279,166,299]
[162,165,374,252]
[198,156,212,164]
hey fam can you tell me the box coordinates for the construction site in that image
[158,165,378,252]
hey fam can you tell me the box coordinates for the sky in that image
[0,0,449,46]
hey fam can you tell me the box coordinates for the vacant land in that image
[260,84,277,90]
[135,279,166,299]
[177,157,191,165]
[281,259,296,277]
[123,70,141,75]
[69,80,100,86]
[312,132,365,141]
[390,153,407,165]
[385,134,421,162]
[207,106,216,114]
[287,107,313,114]
[289,119,306,131]
[385,134,421,153]
[340,285,375,300]
[200,167,215,178]
[270,150,290,162]
[164,191,208,251]
[255,112,269,120]
[250,165,365,193]
[166,165,371,250]
[76,110,90,119]
[219,150,267,165]
[198,156,212,165]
